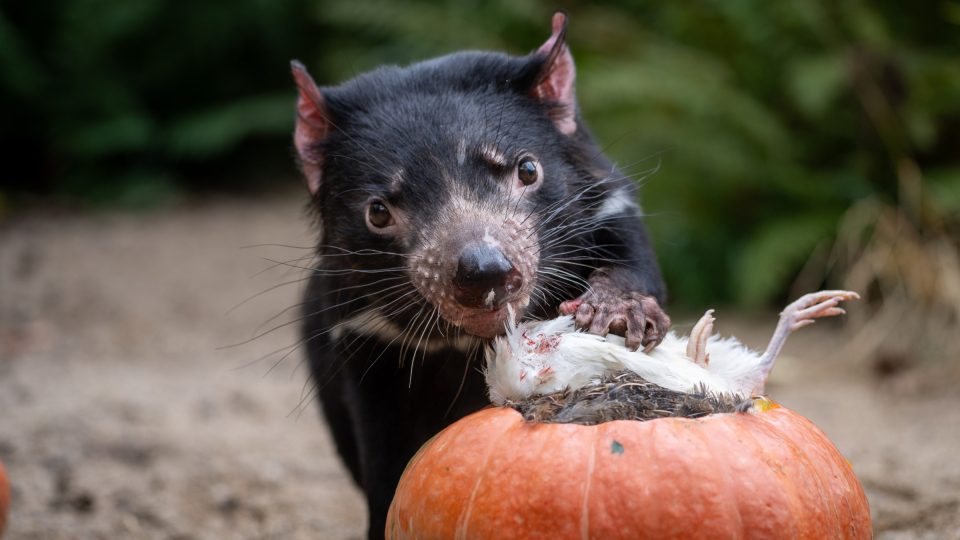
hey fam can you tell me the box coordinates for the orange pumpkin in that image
[0,459,8,537]
[387,402,870,539]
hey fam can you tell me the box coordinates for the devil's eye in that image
[367,200,395,229]
[517,157,539,186]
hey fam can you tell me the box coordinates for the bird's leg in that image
[753,290,859,393]
[686,309,716,367]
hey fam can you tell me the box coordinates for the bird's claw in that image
[779,290,860,331]
[687,309,716,366]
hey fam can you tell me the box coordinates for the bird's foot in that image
[754,290,860,393]
[778,290,860,331]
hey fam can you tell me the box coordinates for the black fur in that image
[298,41,665,539]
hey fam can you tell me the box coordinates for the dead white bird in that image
[485,290,859,405]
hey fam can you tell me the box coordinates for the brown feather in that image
[507,370,753,425]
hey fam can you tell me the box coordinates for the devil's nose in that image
[453,243,523,309]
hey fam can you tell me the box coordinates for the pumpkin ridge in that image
[657,416,744,537]
[579,426,599,540]
[649,418,689,535]
[454,414,515,540]
[767,412,846,537]
[761,412,839,537]
[694,418,746,537]
[814,410,870,535]
[701,414,792,539]
[800,416,871,536]
[732,412,806,534]
[768,411,859,537]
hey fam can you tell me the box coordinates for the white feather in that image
[484,290,859,405]
[484,315,764,405]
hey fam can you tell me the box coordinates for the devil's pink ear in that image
[532,12,577,135]
[291,60,329,194]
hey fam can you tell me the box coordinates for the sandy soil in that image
[1,193,958,539]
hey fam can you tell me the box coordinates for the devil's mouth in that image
[449,303,519,339]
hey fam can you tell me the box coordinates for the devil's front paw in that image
[559,291,670,352]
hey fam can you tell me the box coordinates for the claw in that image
[686,309,715,366]
[562,275,670,352]
[588,306,613,336]
[782,290,859,331]
[574,302,595,330]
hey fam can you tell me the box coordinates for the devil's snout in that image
[453,243,523,309]
[410,214,537,336]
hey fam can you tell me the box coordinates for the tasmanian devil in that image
[290,12,669,539]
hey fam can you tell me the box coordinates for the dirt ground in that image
[1,192,958,539]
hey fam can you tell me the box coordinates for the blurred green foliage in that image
[2,0,959,305]
[1,0,317,204]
